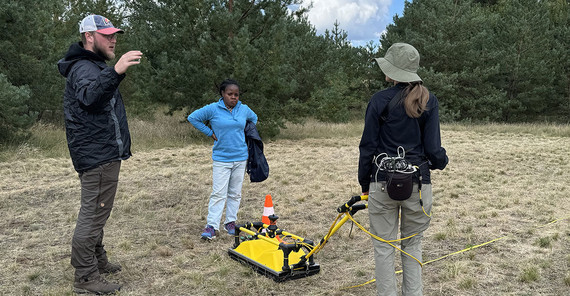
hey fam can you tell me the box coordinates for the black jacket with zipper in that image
[57,42,131,173]
[358,83,448,193]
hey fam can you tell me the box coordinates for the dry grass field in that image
[1,119,569,295]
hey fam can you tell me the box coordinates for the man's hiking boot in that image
[201,225,216,241]
[98,261,122,274]
[224,221,236,236]
[73,275,121,294]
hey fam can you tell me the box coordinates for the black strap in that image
[380,89,406,122]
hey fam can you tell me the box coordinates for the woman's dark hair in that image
[218,79,240,96]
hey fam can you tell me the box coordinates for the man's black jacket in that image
[58,42,131,173]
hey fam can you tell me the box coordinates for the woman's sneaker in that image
[224,221,236,235]
[201,225,216,241]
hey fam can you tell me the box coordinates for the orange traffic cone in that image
[262,194,274,226]
[261,194,282,241]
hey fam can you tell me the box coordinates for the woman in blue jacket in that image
[358,43,448,296]
[188,79,258,240]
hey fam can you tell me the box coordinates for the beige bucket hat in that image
[374,43,422,82]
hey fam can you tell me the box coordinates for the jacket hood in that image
[57,42,105,77]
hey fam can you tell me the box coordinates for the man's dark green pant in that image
[71,161,121,280]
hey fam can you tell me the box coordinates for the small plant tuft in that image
[535,236,551,248]
[459,276,476,290]
[27,271,41,282]
[519,266,540,283]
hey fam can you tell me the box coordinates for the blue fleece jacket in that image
[188,98,258,162]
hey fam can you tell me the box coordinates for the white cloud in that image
[301,0,392,43]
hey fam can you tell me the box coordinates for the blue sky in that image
[298,0,406,47]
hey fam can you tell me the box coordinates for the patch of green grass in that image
[564,273,570,286]
[535,236,552,248]
[27,271,41,282]
[209,253,223,264]
[356,269,367,277]
[118,240,132,251]
[459,276,476,290]
[443,262,464,280]
[538,259,552,269]
[217,265,231,276]
[434,232,447,240]
[519,266,540,283]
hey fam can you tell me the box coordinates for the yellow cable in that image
[340,216,570,290]
[419,190,431,217]
[346,212,423,266]
[422,236,507,265]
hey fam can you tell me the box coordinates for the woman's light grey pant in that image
[207,160,247,230]
[368,182,432,296]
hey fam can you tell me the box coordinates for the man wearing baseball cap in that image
[57,14,142,294]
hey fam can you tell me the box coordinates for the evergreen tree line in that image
[0,0,568,142]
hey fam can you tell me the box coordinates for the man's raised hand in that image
[114,51,143,75]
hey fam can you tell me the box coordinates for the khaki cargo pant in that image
[71,161,121,280]
[368,182,432,296]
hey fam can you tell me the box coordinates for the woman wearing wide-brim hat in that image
[358,43,449,296]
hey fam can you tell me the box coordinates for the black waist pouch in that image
[386,173,413,201]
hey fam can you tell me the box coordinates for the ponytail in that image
[403,82,429,118]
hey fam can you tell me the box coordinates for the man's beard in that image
[93,40,115,61]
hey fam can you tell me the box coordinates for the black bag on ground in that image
[386,172,413,201]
